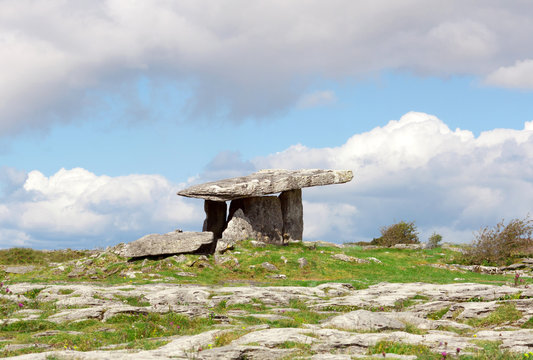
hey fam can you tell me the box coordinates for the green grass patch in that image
[368,340,438,358]
[427,306,451,320]
[467,303,522,328]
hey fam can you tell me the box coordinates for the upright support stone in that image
[279,189,303,241]
[202,200,227,241]
[229,196,284,244]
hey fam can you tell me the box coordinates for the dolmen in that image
[178,169,353,251]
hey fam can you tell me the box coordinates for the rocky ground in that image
[2,280,533,359]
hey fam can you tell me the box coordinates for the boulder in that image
[220,209,254,245]
[118,231,214,258]
[178,169,353,201]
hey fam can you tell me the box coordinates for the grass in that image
[1,241,526,288]
[0,240,531,357]
[467,303,523,328]
[0,312,217,357]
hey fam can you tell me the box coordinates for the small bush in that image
[427,233,443,249]
[462,216,533,266]
[371,221,419,247]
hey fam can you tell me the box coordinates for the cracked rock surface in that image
[2,281,533,359]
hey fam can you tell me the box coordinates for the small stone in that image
[266,274,287,279]
[251,240,267,248]
[261,262,278,272]
[331,254,356,262]
[281,256,288,264]
[176,272,197,277]
[172,254,188,263]
[298,257,308,268]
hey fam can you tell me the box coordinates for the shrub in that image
[462,216,533,266]
[427,233,443,249]
[371,221,419,247]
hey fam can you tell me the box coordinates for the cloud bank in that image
[0,168,202,249]
[254,112,533,243]
[1,1,533,135]
[1,112,532,248]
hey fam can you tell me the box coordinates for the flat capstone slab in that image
[178,169,354,201]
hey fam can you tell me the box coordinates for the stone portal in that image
[178,169,354,245]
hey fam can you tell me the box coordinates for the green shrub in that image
[427,233,443,249]
[371,221,419,247]
[462,216,533,266]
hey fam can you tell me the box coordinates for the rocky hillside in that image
[0,241,532,359]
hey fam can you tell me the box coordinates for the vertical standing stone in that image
[242,196,284,244]
[202,200,227,241]
[229,196,284,244]
[279,189,303,241]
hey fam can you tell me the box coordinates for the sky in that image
[0,0,532,249]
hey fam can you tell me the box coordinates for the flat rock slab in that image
[322,309,406,331]
[118,232,214,258]
[178,169,354,201]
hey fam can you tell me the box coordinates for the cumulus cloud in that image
[1,1,533,135]
[0,168,203,249]
[254,112,533,243]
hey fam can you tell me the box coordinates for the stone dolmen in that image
[178,169,353,249]
[120,169,353,258]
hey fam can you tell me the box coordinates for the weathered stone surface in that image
[178,169,354,201]
[261,262,278,272]
[322,310,406,331]
[239,196,284,244]
[3,265,36,274]
[118,231,214,258]
[202,200,227,241]
[279,189,303,241]
[298,257,308,268]
[220,209,254,245]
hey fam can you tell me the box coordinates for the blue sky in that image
[0,1,532,249]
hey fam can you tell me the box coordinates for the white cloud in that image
[254,112,533,243]
[485,59,533,89]
[0,168,203,248]
[1,1,533,135]
[2,112,533,248]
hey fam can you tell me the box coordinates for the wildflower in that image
[242,326,246,330]
[382,352,385,357]
[473,334,477,337]
[456,348,461,354]
[18,303,23,308]
[170,321,174,326]
[208,343,213,349]
[441,351,447,359]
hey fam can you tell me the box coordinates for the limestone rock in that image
[202,200,227,241]
[322,310,406,331]
[3,266,36,274]
[238,196,284,244]
[298,257,308,268]
[279,189,303,240]
[118,232,214,258]
[331,254,369,263]
[221,209,254,245]
[262,262,278,272]
[178,169,354,201]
